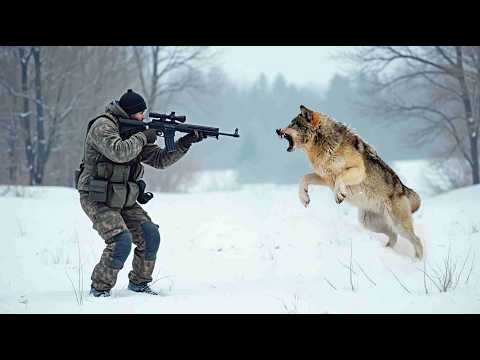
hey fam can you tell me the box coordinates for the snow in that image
[178,169,240,193]
[0,161,479,313]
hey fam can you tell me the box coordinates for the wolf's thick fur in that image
[276,105,423,259]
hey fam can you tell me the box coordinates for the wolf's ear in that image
[300,105,312,121]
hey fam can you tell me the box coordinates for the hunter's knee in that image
[111,231,132,269]
[141,222,161,260]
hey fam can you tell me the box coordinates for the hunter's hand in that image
[143,129,157,144]
[180,130,207,147]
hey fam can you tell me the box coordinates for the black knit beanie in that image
[119,89,147,115]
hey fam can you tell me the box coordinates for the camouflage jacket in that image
[77,101,190,192]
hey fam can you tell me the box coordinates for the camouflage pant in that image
[80,192,161,291]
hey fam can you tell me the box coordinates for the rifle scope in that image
[149,112,186,123]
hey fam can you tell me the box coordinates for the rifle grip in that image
[165,134,176,152]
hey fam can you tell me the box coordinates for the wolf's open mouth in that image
[285,134,294,152]
[276,130,294,152]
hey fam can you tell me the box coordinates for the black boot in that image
[128,281,160,295]
[90,287,111,297]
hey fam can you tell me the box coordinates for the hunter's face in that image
[130,111,145,121]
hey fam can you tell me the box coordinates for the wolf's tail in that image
[404,186,421,213]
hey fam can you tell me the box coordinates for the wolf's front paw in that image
[299,189,310,208]
[335,191,346,204]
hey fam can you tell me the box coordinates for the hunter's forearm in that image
[141,140,190,169]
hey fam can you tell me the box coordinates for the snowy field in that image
[0,160,479,313]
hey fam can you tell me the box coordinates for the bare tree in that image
[18,46,35,184]
[0,47,22,184]
[1,46,86,185]
[0,46,138,186]
[132,46,214,110]
[349,46,480,185]
[129,46,216,192]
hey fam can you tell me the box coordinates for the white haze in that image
[214,46,357,91]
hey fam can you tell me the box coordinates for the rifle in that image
[118,112,240,152]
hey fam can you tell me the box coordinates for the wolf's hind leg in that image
[387,197,424,259]
[299,173,327,208]
[358,209,398,247]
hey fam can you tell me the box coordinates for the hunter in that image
[75,89,206,297]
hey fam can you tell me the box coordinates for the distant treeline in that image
[169,68,444,184]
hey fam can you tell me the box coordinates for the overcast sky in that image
[212,46,357,91]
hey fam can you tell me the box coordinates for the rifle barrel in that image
[218,132,239,137]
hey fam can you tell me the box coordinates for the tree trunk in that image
[8,98,18,184]
[18,47,35,185]
[32,47,46,185]
[149,46,160,110]
[470,130,479,184]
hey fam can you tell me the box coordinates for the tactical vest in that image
[75,114,150,209]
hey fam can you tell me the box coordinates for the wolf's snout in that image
[276,129,284,137]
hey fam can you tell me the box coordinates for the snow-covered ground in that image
[0,160,479,313]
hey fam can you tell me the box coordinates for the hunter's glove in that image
[179,130,207,147]
[142,129,157,144]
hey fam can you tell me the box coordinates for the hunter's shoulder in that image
[89,114,119,134]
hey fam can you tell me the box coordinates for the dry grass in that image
[418,246,475,293]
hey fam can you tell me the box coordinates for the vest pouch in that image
[88,178,108,203]
[106,183,127,209]
[125,181,140,208]
[96,162,113,180]
[110,164,130,183]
